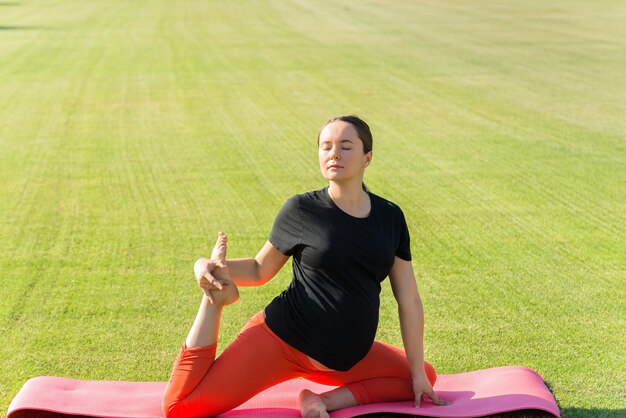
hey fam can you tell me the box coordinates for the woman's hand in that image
[194,257,227,299]
[193,232,239,306]
[413,370,449,408]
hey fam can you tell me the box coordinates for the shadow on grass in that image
[0,2,20,5]
[559,409,626,418]
[0,25,45,30]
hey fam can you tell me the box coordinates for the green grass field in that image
[1,0,624,416]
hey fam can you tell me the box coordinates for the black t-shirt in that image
[264,187,411,371]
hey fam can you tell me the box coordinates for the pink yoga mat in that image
[7,365,560,418]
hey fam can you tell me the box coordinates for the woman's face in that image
[318,121,372,183]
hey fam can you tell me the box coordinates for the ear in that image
[363,151,373,167]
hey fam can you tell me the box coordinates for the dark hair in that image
[318,115,373,192]
[317,115,373,154]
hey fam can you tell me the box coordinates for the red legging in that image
[162,311,437,418]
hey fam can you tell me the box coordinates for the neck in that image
[328,180,366,204]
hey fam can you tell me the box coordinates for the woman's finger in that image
[198,277,210,289]
[214,260,227,269]
[205,260,226,272]
[199,277,222,292]
[204,289,214,304]
[200,284,215,304]
[414,391,422,408]
[425,387,449,406]
[203,272,223,290]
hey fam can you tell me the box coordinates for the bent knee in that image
[163,396,195,418]
[162,400,179,418]
[163,396,188,418]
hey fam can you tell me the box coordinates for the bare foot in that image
[299,389,330,418]
[211,231,227,261]
[206,232,239,306]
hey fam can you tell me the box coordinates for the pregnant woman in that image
[162,115,448,418]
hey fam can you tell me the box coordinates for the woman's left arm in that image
[388,256,448,408]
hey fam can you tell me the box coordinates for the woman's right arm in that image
[223,241,289,286]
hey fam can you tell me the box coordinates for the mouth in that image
[327,165,343,169]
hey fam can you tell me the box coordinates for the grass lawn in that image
[0,0,624,416]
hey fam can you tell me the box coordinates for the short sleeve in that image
[269,196,302,256]
[396,207,412,261]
